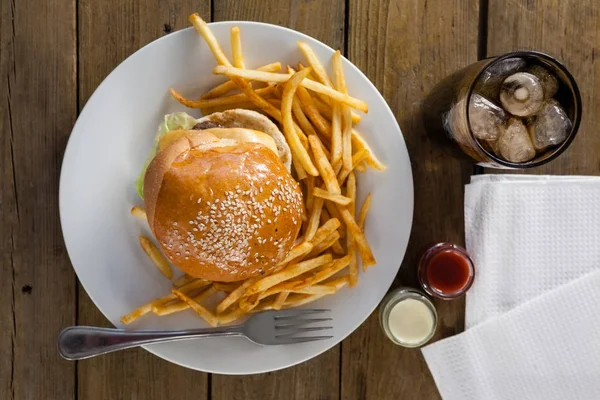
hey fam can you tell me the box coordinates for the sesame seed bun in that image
[143,130,304,282]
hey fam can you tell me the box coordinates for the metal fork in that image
[58,309,333,360]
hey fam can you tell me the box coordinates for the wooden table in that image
[2,0,598,398]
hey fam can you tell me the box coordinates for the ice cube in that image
[527,99,572,151]
[476,57,527,101]
[497,118,536,162]
[527,65,559,99]
[469,93,506,141]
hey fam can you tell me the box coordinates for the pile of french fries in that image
[121,13,384,327]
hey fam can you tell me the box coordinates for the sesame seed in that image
[197,198,202,204]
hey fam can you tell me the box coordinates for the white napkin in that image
[422,268,600,400]
[465,175,600,328]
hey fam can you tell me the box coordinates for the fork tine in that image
[275,318,332,329]
[275,335,333,344]
[276,326,333,336]
[273,309,330,320]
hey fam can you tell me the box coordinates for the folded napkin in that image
[465,175,600,328]
[421,175,600,400]
[422,268,600,400]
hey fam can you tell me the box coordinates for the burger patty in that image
[193,121,223,130]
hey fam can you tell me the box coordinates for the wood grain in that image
[342,0,479,398]
[76,1,210,399]
[486,0,600,175]
[0,0,77,399]
[210,1,345,399]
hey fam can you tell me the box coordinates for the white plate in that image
[60,21,413,374]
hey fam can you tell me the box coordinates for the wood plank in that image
[76,2,211,399]
[0,0,77,399]
[210,1,345,399]
[486,0,600,175]
[342,0,479,398]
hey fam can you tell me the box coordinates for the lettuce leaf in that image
[135,112,199,198]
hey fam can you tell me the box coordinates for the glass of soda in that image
[422,51,582,168]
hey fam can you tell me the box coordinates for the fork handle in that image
[58,325,244,360]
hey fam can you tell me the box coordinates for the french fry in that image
[217,307,248,325]
[311,218,341,247]
[354,161,367,172]
[295,255,351,289]
[130,206,147,220]
[120,301,156,324]
[313,94,362,125]
[256,277,305,301]
[292,96,317,137]
[280,241,314,265]
[358,193,372,229]
[332,50,347,93]
[282,68,319,176]
[267,98,282,108]
[330,104,342,164]
[341,106,353,173]
[139,236,173,279]
[283,293,325,308]
[216,277,257,314]
[172,289,218,326]
[213,282,241,293]
[337,149,370,185]
[346,172,358,286]
[239,294,260,312]
[306,231,341,258]
[284,275,350,308]
[201,62,282,99]
[155,286,218,316]
[351,129,386,171]
[308,135,341,194]
[244,253,333,296]
[331,239,346,255]
[323,275,351,290]
[152,278,212,313]
[305,175,315,213]
[313,187,352,205]
[273,291,290,310]
[304,197,324,242]
[293,285,336,295]
[324,202,345,237]
[173,274,195,288]
[189,13,231,66]
[336,205,376,267]
[296,85,331,138]
[230,26,245,68]
[292,154,308,180]
[212,65,369,113]
[170,86,275,109]
[297,41,334,88]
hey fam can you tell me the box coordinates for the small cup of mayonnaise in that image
[379,287,438,348]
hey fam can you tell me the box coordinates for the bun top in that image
[144,130,304,282]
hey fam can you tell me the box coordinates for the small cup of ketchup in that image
[418,243,475,299]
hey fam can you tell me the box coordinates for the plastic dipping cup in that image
[418,243,475,299]
[379,288,438,348]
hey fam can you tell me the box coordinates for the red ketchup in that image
[418,243,474,299]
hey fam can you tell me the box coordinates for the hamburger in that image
[136,109,304,282]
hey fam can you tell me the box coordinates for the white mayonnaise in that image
[387,298,435,346]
